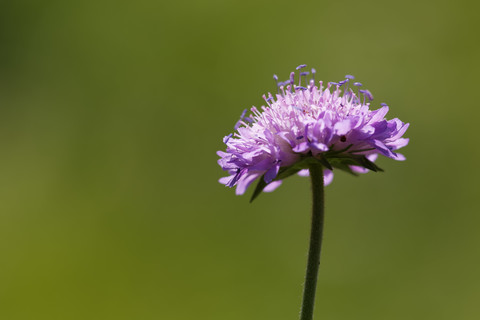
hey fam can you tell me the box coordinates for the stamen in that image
[311,68,316,82]
[251,106,261,116]
[299,71,309,87]
[227,168,243,187]
[274,74,280,93]
[364,90,374,101]
[239,109,247,119]
[358,89,366,105]
[234,121,242,130]
[296,64,307,70]
[262,94,271,106]
[223,133,233,144]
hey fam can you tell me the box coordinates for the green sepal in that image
[250,177,268,203]
[316,155,333,171]
[249,152,383,203]
[351,155,384,172]
[328,158,359,176]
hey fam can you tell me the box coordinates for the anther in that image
[299,71,309,87]
[345,75,355,79]
[353,82,363,87]
[289,72,295,85]
[380,102,388,107]
[223,133,233,144]
[364,90,374,101]
[296,64,307,70]
[358,89,366,104]
[239,109,247,119]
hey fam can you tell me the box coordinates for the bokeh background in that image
[1,0,479,319]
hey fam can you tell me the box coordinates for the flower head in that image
[217,65,409,200]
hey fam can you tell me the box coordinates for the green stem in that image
[300,164,325,320]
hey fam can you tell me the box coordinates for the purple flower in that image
[218,66,409,197]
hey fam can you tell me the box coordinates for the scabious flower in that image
[217,65,409,198]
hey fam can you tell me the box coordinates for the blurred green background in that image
[0,0,479,319]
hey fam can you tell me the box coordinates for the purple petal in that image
[293,142,310,153]
[368,106,389,124]
[311,142,329,152]
[324,170,334,186]
[264,163,280,183]
[263,180,283,192]
[264,129,275,143]
[334,119,353,136]
[235,172,262,195]
[298,169,310,177]
[350,165,368,174]
[219,175,234,185]
[387,138,409,150]
[371,139,395,158]
[390,122,410,141]
[391,152,406,161]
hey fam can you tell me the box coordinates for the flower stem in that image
[300,163,325,320]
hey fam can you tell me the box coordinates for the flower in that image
[217,65,409,198]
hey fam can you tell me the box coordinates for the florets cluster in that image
[217,65,409,197]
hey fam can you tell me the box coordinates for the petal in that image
[387,138,409,150]
[298,169,310,177]
[264,163,280,184]
[368,106,389,123]
[334,119,353,136]
[391,152,406,161]
[293,142,310,153]
[390,122,410,141]
[350,165,368,174]
[235,172,261,195]
[371,139,395,158]
[311,142,329,152]
[263,180,283,192]
[324,169,334,186]
[219,175,234,185]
